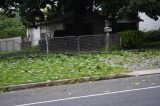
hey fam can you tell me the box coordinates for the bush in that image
[143,42,160,49]
[119,30,144,49]
[0,28,26,39]
[144,30,160,43]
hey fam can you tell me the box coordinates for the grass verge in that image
[0,53,127,91]
[0,49,159,92]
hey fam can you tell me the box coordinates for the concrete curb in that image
[3,74,132,92]
[123,69,160,76]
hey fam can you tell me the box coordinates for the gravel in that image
[103,54,160,71]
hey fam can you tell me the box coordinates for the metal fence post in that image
[0,41,1,51]
[77,36,80,54]
[120,36,122,47]
[6,40,7,51]
[13,40,15,51]
[105,33,109,50]
[45,35,49,54]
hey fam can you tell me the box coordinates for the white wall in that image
[27,24,63,45]
[27,28,34,42]
[139,12,160,32]
[33,27,41,45]
[46,23,64,36]
[0,37,21,51]
[27,27,40,45]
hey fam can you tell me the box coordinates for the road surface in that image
[0,74,160,106]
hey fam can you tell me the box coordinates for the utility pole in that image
[45,16,49,54]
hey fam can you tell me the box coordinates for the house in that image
[138,12,160,32]
[27,12,160,45]
[27,12,105,45]
[115,17,138,32]
[27,27,41,45]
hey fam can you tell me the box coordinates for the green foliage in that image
[0,53,127,87]
[0,14,26,39]
[143,42,160,49]
[0,49,160,90]
[142,30,160,49]
[1,0,160,26]
[144,30,160,43]
[129,0,160,21]
[119,30,144,49]
[23,45,41,53]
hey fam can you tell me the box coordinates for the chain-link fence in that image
[39,34,105,53]
[0,34,121,59]
[39,34,121,53]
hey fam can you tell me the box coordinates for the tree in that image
[0,14,25,39]
[0,0,160,27]
[129,0,160,20]
[96,0,160,21]
[0,0,52,26]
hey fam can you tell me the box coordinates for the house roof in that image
[45,12,74,24]
[27,12,105,28]
[41,12,105,25]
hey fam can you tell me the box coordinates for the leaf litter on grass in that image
[1,49,159,88]
[0,53,127,88]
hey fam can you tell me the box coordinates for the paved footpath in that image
[0,74,160,106]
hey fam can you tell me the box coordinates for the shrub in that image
[119,30,144,49]
[144,30,160,43]
[143,42,160,49]
[0,28,26,39]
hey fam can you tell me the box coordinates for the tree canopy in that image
[0,14,25,39]
[0,0,160,27]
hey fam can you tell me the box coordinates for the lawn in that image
[0,53,126,88]
[0,49,160,89]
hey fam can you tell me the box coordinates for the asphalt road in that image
[0,74,160,106]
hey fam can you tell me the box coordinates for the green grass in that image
[0,53,127,88]
[0,51,16,55]
[0,49,160,90]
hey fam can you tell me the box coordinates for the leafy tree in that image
[96,0,160,21]
[0,0,160,26]
[129,0,160,20]
[0,14,25,39]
